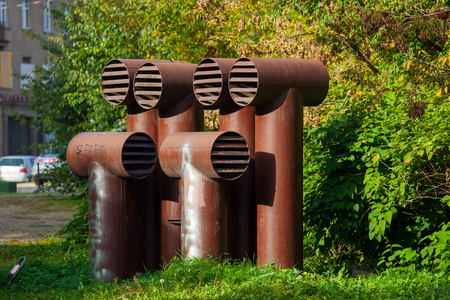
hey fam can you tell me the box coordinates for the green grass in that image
[0,238,449,299]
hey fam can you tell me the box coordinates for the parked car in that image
[32,153,62,185]
[0,155,36,182]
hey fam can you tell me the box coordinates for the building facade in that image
[0,0,61,156]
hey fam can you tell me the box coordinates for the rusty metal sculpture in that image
[160,131,250,257]
[67,56,329,283]
[228,57,329,268]
[67,132,157,282]
[193,58,256,260]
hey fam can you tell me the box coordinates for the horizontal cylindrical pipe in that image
[101,59,158,106]
[101,59,187,107]
[160,131,250,180]
[229,57,329,107]
[134,62,196,110]
[67,132,157,179]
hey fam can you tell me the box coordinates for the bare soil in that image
[0,195,79,243]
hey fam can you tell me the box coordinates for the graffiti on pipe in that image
[76,144,110,157]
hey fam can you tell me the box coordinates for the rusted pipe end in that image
[101,59,139,106]
[133,63,197,110]
[229,57,330,107]
[133,62,163,110]
[160,131,250,180]
[67,132,157,179]
[193,58,235,108]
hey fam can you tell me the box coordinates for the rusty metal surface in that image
[193,57,257,260]
[181,166,227,258]
[158,93,203,264]
[255,88,303,268]
[88,162,135,282]
[229,57,329,107]
[134,63,197,110]
[125,109,161,272]
[159,131,250,180]
[220,105,256,260]
[159,131,249,258]
[67,132,157,179]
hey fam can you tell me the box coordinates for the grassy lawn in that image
[0,238,449,299]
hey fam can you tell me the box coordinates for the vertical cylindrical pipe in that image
[158,94,203,264]
[181,165,227,258]
[255,88,303,268]
[127,107,161,272]
[193,58,256,260]
[220,104,256,260]
[88,162,135,282]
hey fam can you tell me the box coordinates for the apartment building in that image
[0,0,61,156]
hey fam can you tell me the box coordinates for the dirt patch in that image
[0,195,80,243]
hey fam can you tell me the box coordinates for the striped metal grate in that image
[229,58,258,106]
[101,60,130,105]
[134,63,162,109]
[193,59,223,106]
[211,132,250,180]
[122,133,157,179]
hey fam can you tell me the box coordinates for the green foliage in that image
[23,0,450,270]
[1,239,450,299]
[300,0,450,267]
[58,192,89,244]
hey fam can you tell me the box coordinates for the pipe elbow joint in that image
[67,132,157,179]
[160,131,250,180]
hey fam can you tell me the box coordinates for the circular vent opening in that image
[229,58,259,106]
[101,60,130,105]
[193,58,223,106]
[122,133,157,179]
[211,132,250,180]
[134,63,162,110]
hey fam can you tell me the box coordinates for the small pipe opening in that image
[211,132,250,180]
[122,133,157,178]
[101,60,130,105]
[134,63,162,109]
[229,58,258,106]
[193,58,223,106]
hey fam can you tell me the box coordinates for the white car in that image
[0,155,36,182]
[32,153,62,185]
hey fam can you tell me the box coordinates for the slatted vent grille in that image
[122,133,157,179]
[134,63,162,109]
[211,132,249,180]
[193,59,223,106]
[229,58,258,106]
[101,60,130,105]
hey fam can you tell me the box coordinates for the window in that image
[22,0,30,29]
[43,0,51,33]
[20,60,35,88]
[0,0,7,27]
